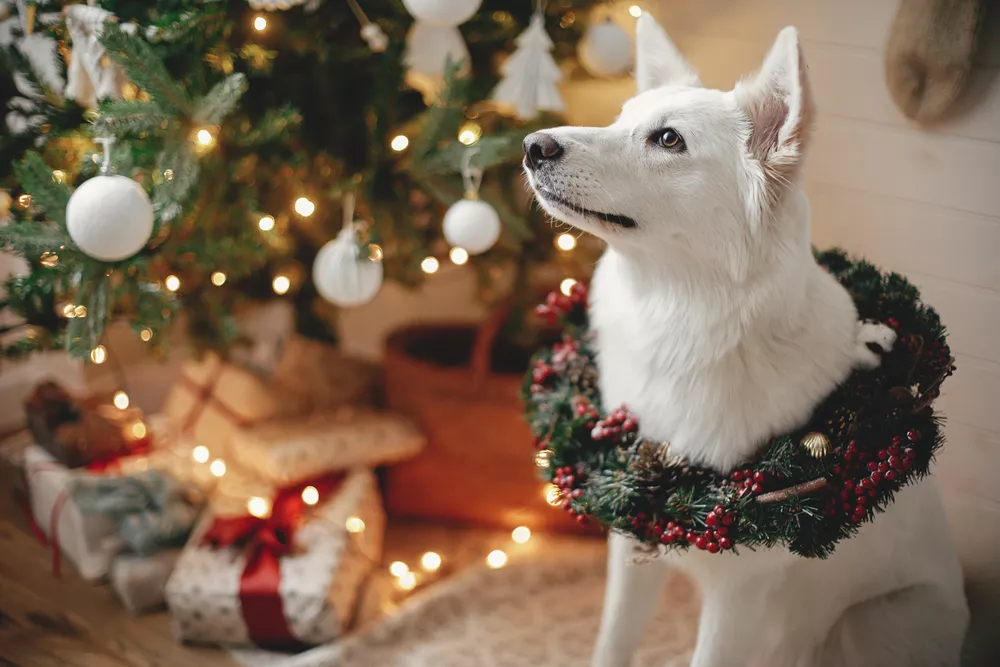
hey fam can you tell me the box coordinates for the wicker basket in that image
[383,309,588,533]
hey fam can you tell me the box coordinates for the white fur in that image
[524,15,968,667]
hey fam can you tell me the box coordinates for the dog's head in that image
[524,15,814,272]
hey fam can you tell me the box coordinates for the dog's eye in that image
[654,128,684,150]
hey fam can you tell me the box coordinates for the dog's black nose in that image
[523,132,564,169]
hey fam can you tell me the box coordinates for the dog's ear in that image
[735,27,815,199]
[635,14,701,92]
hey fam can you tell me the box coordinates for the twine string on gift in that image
[176,357,254,436]
[201,472,345,650]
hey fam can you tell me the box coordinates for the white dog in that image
[523,15,968,667]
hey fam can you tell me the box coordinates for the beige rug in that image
[232,549,699,667]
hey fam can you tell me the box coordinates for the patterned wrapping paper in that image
[111,549,182,614]
[165,468,385,649]
[229,408,425,487]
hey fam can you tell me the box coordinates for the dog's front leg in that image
[591,532,672,667]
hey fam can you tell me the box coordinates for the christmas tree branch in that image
[92,99,172,136]
[192,73,247,126]
[12,153,72,229]
[100,23,192,115]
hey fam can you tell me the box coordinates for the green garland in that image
[523,249,955,558]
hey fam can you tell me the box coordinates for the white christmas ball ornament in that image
[66,175,154,261]
[402,0,481,26]
[312,227,384,307]
[443,198,500,255]
[578,19,632,78]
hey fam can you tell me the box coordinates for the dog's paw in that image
[855,322,897,369]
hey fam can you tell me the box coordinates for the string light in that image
[449,247,469,265]
[346,516,365,533]
[62,303,76,318]
[140,328,153,342]
[458,122,482,146]
[247,496,270,518]
[421,256,440,274]
[629,5,643,17]
[560,278,577,296]
[390,135,409,152]
[40,251,58,267]
[195,128,214,147]
[258,215,276,231]
[18,194,31,209]
[534,450,551,469]
[272,275,291,295]
[294,197,315,217]
[192,445,210,463]
[52,170,65,184]
[369,244,384,261]
[396,570,417,591]
[512,526,532,544]
[74,305,86,318]
[131,421,147,439]
[301,485,319,505]
[389,561,409,577]
[90,345,107,364]
[556,233,577,251]
[253,15,267,31]
[420,552,442,572]
[165,275,181,292]
[486,550,508,569]
[211,271,227,286]
[209,459,227,477]
[544,483,562,506]
[113,390,130,410]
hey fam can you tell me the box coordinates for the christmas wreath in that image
[523,249,955,558]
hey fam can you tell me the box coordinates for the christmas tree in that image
[0,0,605,363]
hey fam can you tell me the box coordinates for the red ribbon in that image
[202,472,345,650]
[176,359,254,436]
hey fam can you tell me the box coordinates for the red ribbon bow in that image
[202,472,345,650]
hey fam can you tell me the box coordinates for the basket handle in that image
[469,298,514,390]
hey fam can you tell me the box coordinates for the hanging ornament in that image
[66,138,154,262]
[401,0,480,102]
[578,17,632,78]
[63,5,126,109]
[491,2,564,120]
[443,148,500,255]
[346,0,388,52]
[312,192,384,307]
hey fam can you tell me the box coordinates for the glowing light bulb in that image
[90,345,107,364]
[272,275,291,295]
[62,303,76,318]
[556,233,577,251]
[544,483,562,506]
[486,550,508,569]
[420,552,442,572]
[195,128,214,146]
[369,244,384,261]
[192,445,210,463]
[629,5,642,18]
[131,421,147,439]
[140,328,153,342]
[52,170,65,184]
[165,275,181,292]
[211,271,226,286]
[397,570,417,591]
[258,215,276,231]
[17,194,31,208]
[534,450,551,469]
[113,390,130,410]
[210,459,227,477]
[253,15,267,31]
[247,496,270,518]
[421,256,440,274]
[74,305,86,318]
[512,526,532,544]
[346,516,365,533]
[449,247,469,265]
[389,561,409,577]
[390,135,409,152]
[301,485,319,506]
[294,197,315,217]
[40,251,58,267]
[458,122,481,146]
[560,278,577,296]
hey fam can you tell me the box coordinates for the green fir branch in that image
[12,153,72,228]
[100,24,192,115]
[192,73,247,126]
[152,142,199,221]
[92,99,172,136]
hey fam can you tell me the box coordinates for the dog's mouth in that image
[535,189,638,229]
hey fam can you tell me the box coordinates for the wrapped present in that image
[165,468,384,649]
[111,550,182,614]
[23,445,124,580]
[272,335,380,411]
[1,428,33,498]
[0,350,86,434]
[67,469,203,554]
[25,381,149,468]
[162,352,299,455]
[229,407,425,487]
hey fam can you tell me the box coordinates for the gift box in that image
[271,335,381,411]
[0,350,86,434]
[111,550,182,614]
[162,352,299,455]
[23,445,124,580]
[1,428,33,498]
[229,407,425,487]
[165,468,384,649]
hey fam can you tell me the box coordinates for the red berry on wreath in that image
[719,537,733,550]
[907,429,921,442]
[706,513,718,527]
[707,541,721,553]
[695,536,708,550]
